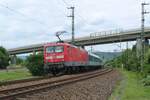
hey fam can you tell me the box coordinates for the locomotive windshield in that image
[46,46,64,53]
[55,46,63,53]
[46,47,54,53]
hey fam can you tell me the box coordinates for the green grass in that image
[0,68,32,81]
[109,69,150,100]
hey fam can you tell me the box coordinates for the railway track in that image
[0,76,52,86]
[0,68,112,100]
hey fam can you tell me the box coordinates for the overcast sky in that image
[0,0,150,52]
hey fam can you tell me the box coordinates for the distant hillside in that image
[93,52,121,62]
[17,52,121,62]
[17,56,27,60]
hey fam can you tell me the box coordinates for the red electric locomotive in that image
[44,42,89,75]
[44,42,103,75]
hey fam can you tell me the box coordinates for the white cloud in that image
[0,0,149,52]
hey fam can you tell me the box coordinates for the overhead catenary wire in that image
[0,0,91,36]
[60,0,92,29]
[61,0,70,7]
[0,3,51,30]
[54,0,72,31]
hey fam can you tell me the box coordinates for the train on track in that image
[44,42,103,75]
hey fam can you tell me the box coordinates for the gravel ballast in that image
[19,69,121,100]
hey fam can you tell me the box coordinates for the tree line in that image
[0,47,9,69]
[106,44,150,86]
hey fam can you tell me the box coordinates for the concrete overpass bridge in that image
[8,27,150,55]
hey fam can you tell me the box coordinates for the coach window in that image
[55,46,64,53]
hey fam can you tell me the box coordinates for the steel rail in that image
[0,76,52,86]
[0,68,113,100]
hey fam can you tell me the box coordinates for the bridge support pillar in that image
[33,50,36,55]
[10,55,17,65]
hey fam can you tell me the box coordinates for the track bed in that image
[0,68,118,100]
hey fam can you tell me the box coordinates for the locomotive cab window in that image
[46,46,54,53]
[55,46,64,53]
[46,46,64,53]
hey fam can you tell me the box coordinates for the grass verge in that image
[109,69,150,100]
[0,68,32,81]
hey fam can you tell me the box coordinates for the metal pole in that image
[141,3,144,72]
[68,7,75,44]
[140,3,149,72]
[126,41,128,70]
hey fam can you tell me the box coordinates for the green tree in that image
[26,53,45,76]
[105,44,150,86]
[0,46,9,69]
[145,49,150,64]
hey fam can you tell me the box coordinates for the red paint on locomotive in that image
[44,42,88,66]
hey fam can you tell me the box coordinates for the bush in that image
[26,53,45,76]
[0,46,9,69]
[141,75,150,86]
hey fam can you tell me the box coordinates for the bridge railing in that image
[89,27,150,38]
[90,29,124,38]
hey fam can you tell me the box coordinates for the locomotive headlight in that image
[46,56,53,59]
[56,55,64,59]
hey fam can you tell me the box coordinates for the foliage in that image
[107,44,150,86]
[16,57,24,65]
[145,49,150,65]
[108,45,149,71]
[25,53,45,76]
[109,69,150,100]
[141,75,150,86]
[0,46,9,69]
[20,60,27,67]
